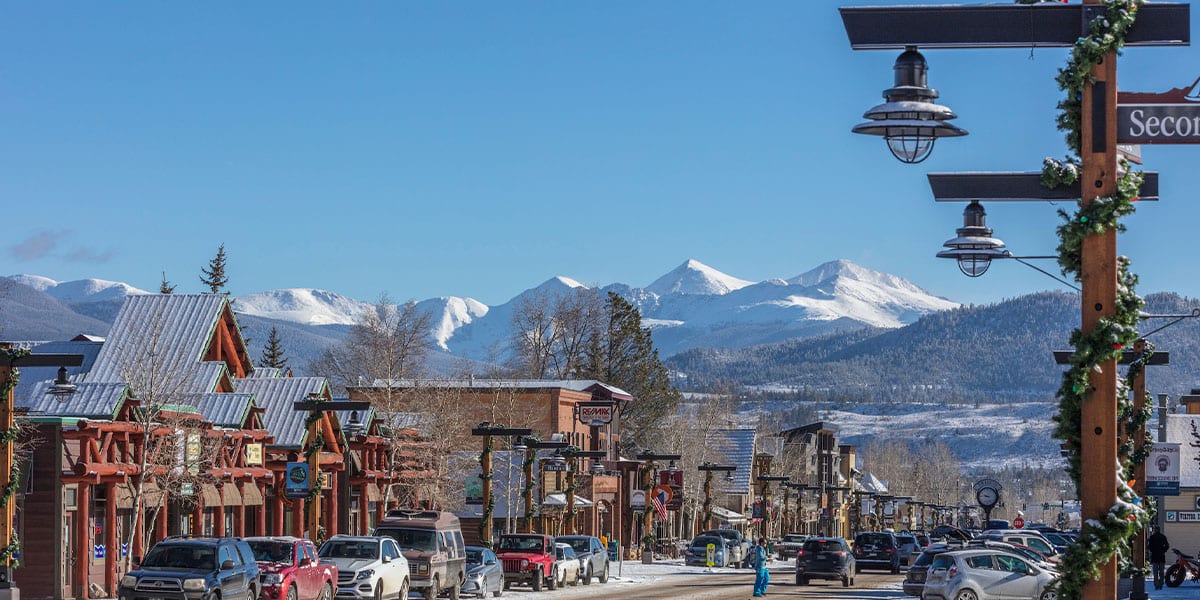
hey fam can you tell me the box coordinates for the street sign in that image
[285,462,310,499]
[706,543,715,568]
[1148,442,1182,496]
[1013,516,1025,529]
[1119,80,1200,144]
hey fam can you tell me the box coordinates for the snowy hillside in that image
[235,288,372,326]
[646,259,753,296]
[8,275,148,303]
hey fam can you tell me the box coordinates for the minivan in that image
[374,508,467,599]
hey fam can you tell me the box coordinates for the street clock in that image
[976,486,999,509]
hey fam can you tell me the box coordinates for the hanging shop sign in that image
[1118,78,1200,144]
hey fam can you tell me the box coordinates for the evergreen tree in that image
[582,291,681,454]
[159,271,176,294]
[199,243,229,294]
[260,326,288,369]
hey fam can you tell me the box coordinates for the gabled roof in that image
[188,393,256,428]
[233,376,330,448]
[858,472,889,494]
[20,381,129,421]
[248,368,283,379]
[707,428,757,495]
[192,362,231,394]
[86,294,246,384]
[333,401,374,436]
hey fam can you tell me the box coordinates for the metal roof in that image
[705,428,757,496]
[86,294,230,384]
[233,376,330,448]
[191,362,230,394]
[10,340,104,405]
[359,379,633,399]
[248,368,283,379]
[20,381,128,420]
[333,402,374,436]
[188,393,255,428]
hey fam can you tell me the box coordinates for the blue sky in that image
[4,1,1200,307]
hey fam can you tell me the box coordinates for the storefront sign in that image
[465,475,483,505]
[1165,511,1200,523]
[1147,442,1181,496]
[658,469,683,510]
[186,432,202,475]
[285,462,311,499]
[246,443,263,466]
[577,402,614,426]
[1118,79,1200,145]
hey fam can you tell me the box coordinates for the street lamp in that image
[470,423,532,546]
[0,347,82,596]
[851,46,967,164]
[635,451,681,562]
[698,463,737,531]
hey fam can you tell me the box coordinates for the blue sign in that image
[94,545,105,559]
[1147,481,1180,496]
[285,463,311,499]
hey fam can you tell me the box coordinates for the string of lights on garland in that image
[1042,1,1152,597]
[0,347,29,565]
[477,432,495,545]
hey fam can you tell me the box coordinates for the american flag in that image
[652,492,668,521]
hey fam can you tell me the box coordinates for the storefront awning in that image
[542,493,594,508]
[713,506,747,522]
[201,484,221,507]
[221,483,242,506]
[242,483,263,506]
[115,482,161,510]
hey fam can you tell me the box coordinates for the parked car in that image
[913,532,931,548]
[685,535,728,567]
[461,546,503,598]
[795,537,855,588]
[244,536,338,600]
[555,535,610,584]
[922,549,1058,600]
[852,531,901,574]
[318,535,410,600]
[119,536,261,600]
[894,533,920,565]
[776,534,808,560]
[903,542,959,597]
[978,530,1060,563]
[495,534,557,591]
[698,529,747,566]
[551,543,581,587]
[374,509,466,600]
[1042,531,1074,553]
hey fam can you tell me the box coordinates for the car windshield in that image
[319,540,379,560]
[466,549,484,564]
[498,537,545,552]
[702,531,737,542]
[246,541,293,564]
[856,534,892,547]
[562,539,590,554]
[896,535,917,545]
[690,537,721,547]
[374,528,437,552]
[930,555,955,570]
[140,544,216,570]
[783,535,805,543]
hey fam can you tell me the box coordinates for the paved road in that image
[541,568,907,600]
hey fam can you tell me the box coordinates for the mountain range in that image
[1,259,957,370]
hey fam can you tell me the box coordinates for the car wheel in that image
[547,568,558,591]
[448,576,461,600]
[954,589,979,600]
[599,563,609,584]
[430,576,441,599]
[843,575,851,588]
[318,582,332,600]
[1038,590,1057,600]
[398,580,409,600]
[532,570,543,592]
[581,564,591,585]
[286,585,298,600]
[493,580,503,598]
[374,582,384,600]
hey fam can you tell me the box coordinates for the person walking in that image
[1148,525,1170,590]
[752,537,770,597]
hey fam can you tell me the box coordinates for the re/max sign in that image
[1118,105,1200,144]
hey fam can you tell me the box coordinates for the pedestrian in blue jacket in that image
[752,537,770,596]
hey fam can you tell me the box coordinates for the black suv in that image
[795,537,855,588]
[852,531,900,574]
[118,536,260,600]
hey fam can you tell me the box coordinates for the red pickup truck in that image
[245,536,338,600]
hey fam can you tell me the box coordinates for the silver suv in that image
[923,549,1057,600]
[318,535,411,600]
[554,535,610,585]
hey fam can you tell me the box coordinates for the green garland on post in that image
[477,434,495,546]
[521,443,537,532]
[1044,2,1152,597]
[303,408,325,501]
[0,347,29,566]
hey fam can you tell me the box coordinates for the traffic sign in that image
[1013,516,1025,529]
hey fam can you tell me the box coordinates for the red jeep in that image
[244,536,338,600]
[496,534,557,591]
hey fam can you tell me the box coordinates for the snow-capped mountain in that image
[5,258,957,360]
[8,275,149,303]
[646,259,752,296]
[235,288,373,326]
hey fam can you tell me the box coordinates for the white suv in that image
[319,535,411,600]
